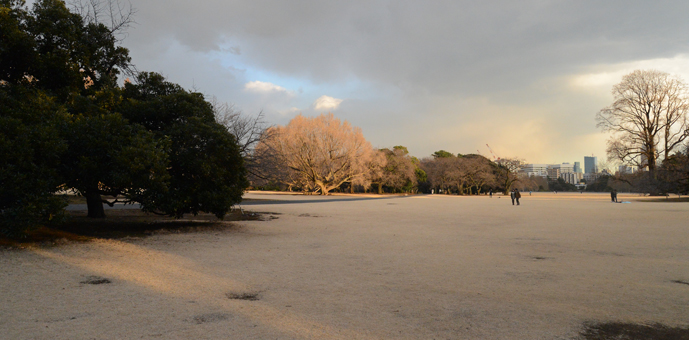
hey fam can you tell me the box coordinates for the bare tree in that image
[421,156,467,194]
[463,157,495,194]
[495,157,524,194]
[359,149,387,193]
[597,70,689,178]
[368,146,418,194]
[211,98,273,182]
[255,113,376,195]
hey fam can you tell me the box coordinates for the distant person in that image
[489,189,493,198]
[613,189,618,203]
[510,189,516,205]
[529,191,532,196]
[515,189,521,205]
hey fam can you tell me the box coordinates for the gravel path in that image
[1,192,687,339]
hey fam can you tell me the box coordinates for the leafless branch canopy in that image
[596,69,689,174]
[68,0,137,40]
[254,113,376,194]
[211,98,273,181]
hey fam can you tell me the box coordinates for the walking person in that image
[510,189,516,205]
[610,189,615,202]
[613,189,618,203]
[515,189,521,205]
[489,189,493,198]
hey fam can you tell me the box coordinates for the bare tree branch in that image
[596,70,689,179]
[68,0,137,41]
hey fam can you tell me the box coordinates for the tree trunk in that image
[316,182,329,195]
[350,183,354,193]
[85,189,106,218]
[377,183,382,194]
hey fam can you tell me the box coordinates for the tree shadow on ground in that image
[0,209,275,249]
[240,195,411,205]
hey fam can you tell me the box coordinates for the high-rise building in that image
[561,172,582,184]
[573,162,582,173]
[547,167,560,179]
[618,165,638,174]
[551,163,574,174]
[584,156,598,174]
[520,164,548,177]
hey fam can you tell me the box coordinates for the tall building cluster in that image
[520,156,638,184]
[518,155,637,185]
[520,162,581,184]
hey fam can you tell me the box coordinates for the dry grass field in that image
[1,192,688,339]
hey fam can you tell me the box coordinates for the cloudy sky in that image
[97,1,689,164]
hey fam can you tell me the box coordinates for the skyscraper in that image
[584,156,598,174]
[573,161,582,173]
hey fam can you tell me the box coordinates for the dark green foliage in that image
[60,111,169,218]
[657,152,689,194]
[121,73,248,218]
[548,177,577,192]
[0,0,35,84]
[432,150,455,158]
[585,176,611,192]
[1,0,131,98]
[1,1,247,228]
[0,85,67,236]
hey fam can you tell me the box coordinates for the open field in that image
[1,192,688,339]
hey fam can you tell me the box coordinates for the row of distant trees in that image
[245,80,689,195]
[246,113,525,195]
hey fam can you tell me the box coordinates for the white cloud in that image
[244,81,291,95]
[313,95,343,111]
[278,107,301,116]
[570,54,689,91]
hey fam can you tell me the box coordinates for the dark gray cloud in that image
[126,0,689,94]
[48,0,689,162]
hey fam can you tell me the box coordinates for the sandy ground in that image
[1,192,688,339]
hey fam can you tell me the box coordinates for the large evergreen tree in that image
[120,72,248,218]
[1,0,247,231]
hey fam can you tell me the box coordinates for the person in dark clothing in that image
[515,189,521,205]
[510,189,515,205]
[611,189,618,202]
[489,189,493,198]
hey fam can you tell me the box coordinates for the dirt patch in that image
[530,256,552,260]
[298,213,321,217]
[189,312,230,324]
[80,276,112,285]
[578,322,689,340]
[226,292,261,301]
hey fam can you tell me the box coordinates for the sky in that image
[66,1,689,165]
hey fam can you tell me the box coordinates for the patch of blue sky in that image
[208,48,389,102]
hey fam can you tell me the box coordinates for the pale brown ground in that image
[1,192,687,339]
